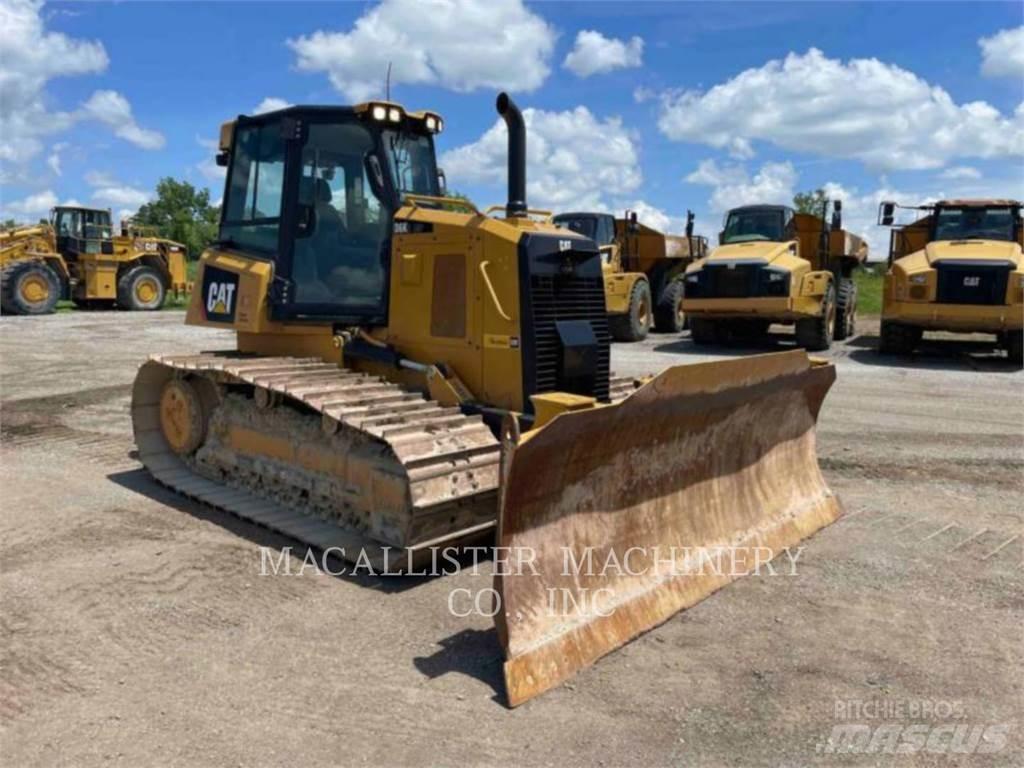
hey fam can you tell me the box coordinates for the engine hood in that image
[706,240,792,264]
[924,240,1022,266]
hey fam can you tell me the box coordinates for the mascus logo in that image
[202,265,239,322]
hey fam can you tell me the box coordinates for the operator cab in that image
[720,205,795,245]
[552,213,617,247]
[52,206,114,256]
[931,201,1020,243]
[216,102,444,324]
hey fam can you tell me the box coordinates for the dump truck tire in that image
[1004,330,1022,364]
[795,284,835,352]
[118,265,166,311]
[879,320,921,355]
[0,260,60,315]
[834,278,857,341]
[609,280,651,342]
[689,317,721,345]
[653,279,686,333]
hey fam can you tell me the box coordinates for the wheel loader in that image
[877,199,1023,362]
[131,92,842,706]
[552,210,707,340]
[0,206,190,315]
[682,201,868,351]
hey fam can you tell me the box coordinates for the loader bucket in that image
[494,349,840,706]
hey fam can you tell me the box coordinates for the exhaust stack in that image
[496,92,527,218]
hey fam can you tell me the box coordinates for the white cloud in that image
[658,48,1024,171]
[195,136,225,183]
[84,170,151,211]
[685,159,798,213]
[46,142,68,176]
[0,0,162,171]
[254,97,292,114]
[3,189,59,221]
[633,86,656,104]
[84,170,118,188]
[91,184,150,210]
[440,105,641,211]
[563,30,643,78]
[0,0,106,163]
[938,166,982,180]
[287,0,555,102]
[979,26,1024,79]
[79,90,165,150]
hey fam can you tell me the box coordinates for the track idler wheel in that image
[159,377,212,455]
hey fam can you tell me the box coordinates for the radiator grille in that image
[935,261,1010,305]
[528,274,610,402]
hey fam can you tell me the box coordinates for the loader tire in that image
[0,260,60,315]
[834,278,857,341]
[1004,329,1022,365]
[689,317,721,345]
[653,279,687,334]
[795,284,835,352]
[609,280,651,342]
[118,265,166,311]
[879,320,921,355]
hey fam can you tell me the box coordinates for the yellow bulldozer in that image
[877,199,1023,362]
[131,93,842,705]
[0,206,190,315]
[682,202,868,351]
[551,210,707,340]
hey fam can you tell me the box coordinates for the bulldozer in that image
[0,206,190,315]
[130,92,842,706]
[877,199,1023,362]
[551,210,706,340]
[682,201,868,351]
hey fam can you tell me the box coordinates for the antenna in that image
[385,61,392,101]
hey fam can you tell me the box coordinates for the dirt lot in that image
[1,311,1021,767]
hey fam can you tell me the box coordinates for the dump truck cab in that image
[878,199,1023,361]
[682,202,867,351]
[552,209,704,340]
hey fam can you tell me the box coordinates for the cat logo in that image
[201,265,239,323]
[963,276,980,288]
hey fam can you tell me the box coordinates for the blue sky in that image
[2,0,1022,256]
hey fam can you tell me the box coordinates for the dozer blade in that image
[494,349,840,706]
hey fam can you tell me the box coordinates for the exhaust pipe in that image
[496,92,527,218]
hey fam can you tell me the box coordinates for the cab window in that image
[222,122,285,252]
[290,122,391,311]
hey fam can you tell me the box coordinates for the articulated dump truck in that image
[682,202,867,351]
[131,92,841,705]
[0,208,189,315]
[552,210,707,340]
[877,199,1023,362]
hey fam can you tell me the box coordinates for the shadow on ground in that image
[107,466,450,595]
[413,628,507,703]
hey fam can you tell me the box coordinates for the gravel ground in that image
[1,311,1020,767]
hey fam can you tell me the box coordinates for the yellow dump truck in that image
[878,199,1023,362]
[682,202,867,351]
[552,210,706,340]
[0,206,190,314]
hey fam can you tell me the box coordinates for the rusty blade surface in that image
[494,350,841,707]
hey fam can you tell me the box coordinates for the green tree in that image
[2,218,17,230]
[793,188,829,216]
[133,178,219,259]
